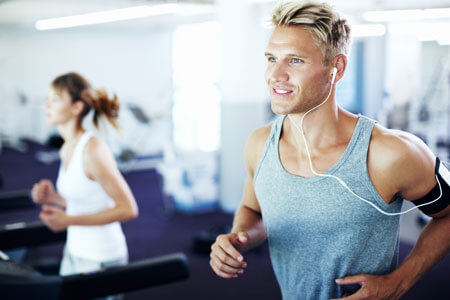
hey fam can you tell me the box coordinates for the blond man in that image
[210,1,450,299]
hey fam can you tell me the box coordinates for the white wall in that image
[362,36,387,120]
[0,26,173,155]
[218,0,273,212]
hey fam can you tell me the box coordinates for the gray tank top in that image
[254,115,403,300]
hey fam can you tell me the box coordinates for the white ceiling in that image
[1,0,450,30]
[0,0,216,29]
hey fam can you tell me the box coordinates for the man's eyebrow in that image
[264,51,308,58]
[287,53,308,58]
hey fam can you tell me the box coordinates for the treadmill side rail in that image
[0,272,62,300]
[0,220,66,250]
[60,253,190,299]
[0,190,35,212]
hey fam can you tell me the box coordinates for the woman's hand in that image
[39,205,71,232]
[32,179,58,205]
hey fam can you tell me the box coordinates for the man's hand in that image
[332,273,404,300]
[39,205,70,232]
[210,231,249,279]
[32,179,58,205]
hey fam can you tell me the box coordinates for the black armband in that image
[413,157,449,215]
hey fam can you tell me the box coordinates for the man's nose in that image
[270,62,289,83]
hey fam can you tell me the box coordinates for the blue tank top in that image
[254,115,403,300]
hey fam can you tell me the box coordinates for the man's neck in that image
[286,101,344,152]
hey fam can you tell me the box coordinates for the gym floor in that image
[1,140,448,299]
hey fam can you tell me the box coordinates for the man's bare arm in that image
[391,206,450,295]
[210,125,270,279]
[335,128,449,300]
[388,131,450,294]
[231,178,267,253]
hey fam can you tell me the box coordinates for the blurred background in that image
[0,0,449,299]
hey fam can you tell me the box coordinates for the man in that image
[209,1,450,299]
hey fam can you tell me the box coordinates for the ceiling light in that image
[35,4,179,30]
[388,22,450,43]
[364,8,450,22]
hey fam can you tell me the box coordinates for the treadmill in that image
[0,221,190,299]
[0,189,64,268]
[0,189,35,212]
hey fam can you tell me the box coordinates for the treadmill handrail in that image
[60,252,190,299]
[0,253,190,300]
[0,220,66,250]
[0,189,35,212]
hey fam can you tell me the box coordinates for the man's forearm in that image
[231,205,267,252]
[391,215,450,294]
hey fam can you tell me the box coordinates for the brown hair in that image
[51,72,119,130]
[271,1,351,65]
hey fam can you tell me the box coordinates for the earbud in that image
[331,67,337,84]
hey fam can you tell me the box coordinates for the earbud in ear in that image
[331,67,337,84]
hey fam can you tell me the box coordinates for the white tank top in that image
[56,132,127,261]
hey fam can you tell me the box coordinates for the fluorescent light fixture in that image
[364,8,450,22]
[388,22,450,44]
[35,4,179,30]
[389,22,450,39]
[352,24,386,37]
[437,37,450,45]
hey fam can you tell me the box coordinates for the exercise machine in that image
[0,189,35,212]
[0,220,189,299]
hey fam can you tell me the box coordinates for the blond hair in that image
[271,1,351,65]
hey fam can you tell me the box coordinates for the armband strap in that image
[413,157,449,215]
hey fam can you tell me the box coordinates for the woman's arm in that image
[69,136,138,225]
[32,179,67,208]
[40,137,138,231]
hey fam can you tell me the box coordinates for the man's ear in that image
[331,54,347,83]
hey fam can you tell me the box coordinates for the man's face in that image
[265,25,331,115]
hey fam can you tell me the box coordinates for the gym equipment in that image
[0,220,66,251]
[0,219,66,273]
[1,252,189,300]
[0,189,35,212]
[0,220,189,299]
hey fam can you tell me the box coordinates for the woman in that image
[31,72,138,285]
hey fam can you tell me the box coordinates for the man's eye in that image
[268,57,276,63]
[291,58,303,63]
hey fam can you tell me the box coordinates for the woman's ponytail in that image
[84,88,120,129]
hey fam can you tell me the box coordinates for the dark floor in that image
[0,140,449,299]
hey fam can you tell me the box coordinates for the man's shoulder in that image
[370,124,432,165]
[369,124,435,197]
[244,122,275,174]
[248,123,273,145]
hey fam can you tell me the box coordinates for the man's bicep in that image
[390,132,436,200]
[426,205,450,219]
[406,156,450,217]
[413,158,450,218]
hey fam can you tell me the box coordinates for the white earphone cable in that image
[287,71,442,216]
